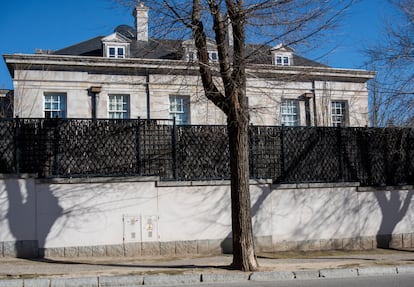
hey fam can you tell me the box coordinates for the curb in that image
[1,265,414,287]
[202,272,250,283]
[143,274,201,286]
[250,271,294,281]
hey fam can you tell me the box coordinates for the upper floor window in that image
[169,95,190,125]
[209,51,218,63]
[108,94,129,119]
[281,99,299,126]
[108,46,125,58]
[271,44,294,66]
[185,49,218,63]
[331,101,347,127]
[101,32,131,59]
[44,93,66,118]
[276,55,290,66]
[188,51,196,62]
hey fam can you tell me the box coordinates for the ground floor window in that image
[108,94,129,119]
[331,101,347,127]
[169,95,190,125]
[44,93,66,118]
[281,99,300,126]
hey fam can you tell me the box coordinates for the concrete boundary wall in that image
[0,175,413,258]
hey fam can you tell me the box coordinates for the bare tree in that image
[366,0,414,127]
[115,0,353,271]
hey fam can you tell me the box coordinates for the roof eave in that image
[3,53,376,81]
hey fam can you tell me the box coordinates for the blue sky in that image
[0,0,392,89]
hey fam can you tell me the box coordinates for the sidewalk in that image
[0,249,413,286]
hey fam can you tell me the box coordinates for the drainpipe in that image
[304,97,311,127]
[303,88,314,127]
[88,86,102,120]
[145,71,150,119]
[312,81,317,127]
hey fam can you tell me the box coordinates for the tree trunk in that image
[227,97,258,272]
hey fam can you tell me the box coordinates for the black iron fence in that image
[0,118,412,186]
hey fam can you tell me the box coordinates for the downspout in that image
[146,70,150,119]
[312,80,317,127]
[88,86,102,120]
[305,97,311,127]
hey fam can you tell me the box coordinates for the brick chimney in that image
[133,2,149,42]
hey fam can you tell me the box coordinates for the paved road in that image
[159,274,414,287]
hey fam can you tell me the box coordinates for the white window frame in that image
[44,93,66,118]
[209,51,218,63]
[169,95,190,125]
[108,94,129,119]
[188,51,196,62]
[107,46,126,58]
[276,55,290,66]
[186,50,219,63]
[281,99,300,126]
[331,101,348,127]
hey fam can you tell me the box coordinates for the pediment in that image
[271,43,294,53]
[101,32,131,44]
[182,38,217,49]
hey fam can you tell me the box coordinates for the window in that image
[276,55,290,66]
[209,51,218,62]
[186,50,218,63]
[281,99,299,126]
[331,101,347,127]
[108,94,129,119]
[169,95,190,125]
[188,51,196,62]
[108,46,125,58]
[44,93,66,118]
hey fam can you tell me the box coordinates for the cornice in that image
[4,53,376,81]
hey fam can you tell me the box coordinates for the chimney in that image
[133,2,149,42]
[226,16,233,47]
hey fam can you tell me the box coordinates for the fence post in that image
[172,117,178,180]
[361,129,372,186]
[136,117,142,175]
[405,129,413,184]
[14,116,20,175]
[279,125,285,181]
[52,119,61,177]
[336,127,344,181]
[249,124,255,179]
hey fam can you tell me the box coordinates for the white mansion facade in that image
[3,4,374,127]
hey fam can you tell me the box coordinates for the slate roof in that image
[54,36,104,57]
[52,25,327,67]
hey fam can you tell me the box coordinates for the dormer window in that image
[188,51,196,62]
[108,46,125,58]
[209,51,218,63]
[101,32,131,59]
[271,43,294,66]
[276,55,290,66]
[182,39,219,63]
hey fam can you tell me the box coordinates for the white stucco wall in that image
[1,177,413,251]
[271,187,360,242]
[0,178,36,242]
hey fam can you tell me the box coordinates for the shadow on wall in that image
[375,189,414,248]
[220,184,271,254]
[5,178,63,258]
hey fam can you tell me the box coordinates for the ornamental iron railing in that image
[0,118,412,186]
